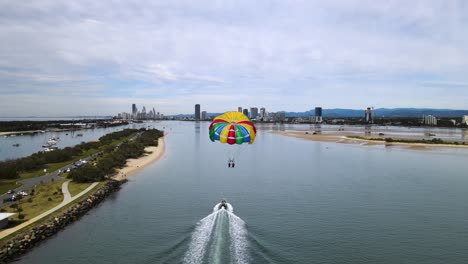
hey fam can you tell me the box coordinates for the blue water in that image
[14,121,468,263]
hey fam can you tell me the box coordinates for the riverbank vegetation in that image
[348,136,466,145]
[69,129,164,183]
[0,129,143,193]
[0,120,128,133]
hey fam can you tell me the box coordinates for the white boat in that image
[47,138,57,145]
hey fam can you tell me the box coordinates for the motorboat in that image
[218,199,228,210]
[12,143,20,147]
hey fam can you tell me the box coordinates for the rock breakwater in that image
[0,180,126,263]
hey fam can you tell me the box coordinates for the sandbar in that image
[113,137,165,181]
[273,132,468,150]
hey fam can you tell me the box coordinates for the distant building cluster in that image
[117,104,163,120]
[194,104,212,121]
[238,106,271,121]
[422,115,437,126]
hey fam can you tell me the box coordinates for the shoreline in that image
[273,132,468,150]
[0,130,45,136]
[113,136,166,181]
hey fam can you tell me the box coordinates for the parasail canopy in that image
[209,111,257,145]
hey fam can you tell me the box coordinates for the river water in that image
[0,123,151,161]
[14,121,468,263]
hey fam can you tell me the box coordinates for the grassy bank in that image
[68,182,93,197]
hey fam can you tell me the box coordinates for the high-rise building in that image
[423,115,437,126]
[314,107,323,123]
[195,104,201,120]
[141,106,147,119]
[463,115,468,125]
[365,107,373,123]
[250,107,258,119]
[260,107,266,118]
[132,104,137,118]
[201,111,207,120]
[242,109,249,117]
[238,107,242,112]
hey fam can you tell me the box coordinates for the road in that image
[0,131,141,207]
[0,153,100,207]
[0,180,99,240]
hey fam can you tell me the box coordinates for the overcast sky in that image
[1,0,467,116]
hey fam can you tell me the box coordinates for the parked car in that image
[7,190,15,194]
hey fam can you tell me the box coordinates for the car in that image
[66,168,71,173]
[7,190,15,194]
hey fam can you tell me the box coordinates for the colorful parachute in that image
[209,111,257,145]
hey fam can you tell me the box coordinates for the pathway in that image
[0,180,99,240]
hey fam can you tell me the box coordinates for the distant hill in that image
[171,108,468,119]
[284,108,468,118]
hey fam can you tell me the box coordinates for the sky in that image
[1,0,468,116]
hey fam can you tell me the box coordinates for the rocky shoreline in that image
[0,180,126,263]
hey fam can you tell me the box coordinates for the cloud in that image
[1,0,468,116]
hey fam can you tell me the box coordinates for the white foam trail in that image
[183,212,218,264]
[184,204,249,264]
[228,211,249,264]
[210,211,227,264]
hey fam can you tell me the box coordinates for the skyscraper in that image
[315,107,323,123]
[260,107,266,118]
[132,104,137,118]
[238,107,242,112]
[201,111,207,120]
[365,107,373,123]
[242,109,249,117]
[250,107,258,119]
[195,104,201,120]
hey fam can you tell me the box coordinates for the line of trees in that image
[0,129,141,179]
[0,120,129,133]
[69,129,164,183]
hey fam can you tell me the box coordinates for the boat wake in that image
[183,203,249,264]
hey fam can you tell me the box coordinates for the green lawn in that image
[0,133,135,195]
[68,181,93,197]
[2,180,65,222]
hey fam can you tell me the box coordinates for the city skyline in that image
[1,1,468,116]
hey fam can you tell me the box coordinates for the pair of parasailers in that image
[228,159,235,168]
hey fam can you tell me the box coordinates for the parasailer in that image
[209,111,257,167]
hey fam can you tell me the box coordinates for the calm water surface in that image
[15,121,468,263]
